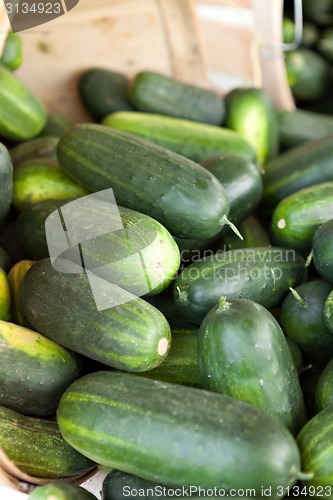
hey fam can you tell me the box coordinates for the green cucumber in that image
[145,294,194,330]
[13,159,89,211]
[57,371,302,492]
[202,154,263,225]
[7,259,35,325]
[300,367,322,420]
[128,71,224,126]
[102,112,256,164]
[0,405,94,478]
[10,136,58,167]
[297,405,333,489]
[280,281,333,366]
[313,219,333,283]
[0,268,11,321]
[40,115,75,137]
[57,124,230,240]
[271,181,333,252]
[278,109,333,149]
[286,337,304,375]
[173,247,306,325]
[303,0,333,26]
[0,320,81,416]
[324,290,333,333]
[224,87,279,163]
[263,136,333,211]
[316,358,333,411]
[0,65,46,140]
[285,48,330,102]
[0,33,23,71]
[214,215,270,252]
[198,298,306,434]
[138,328,201,387]
[79,68,134,121]
[15,197,180,295]
[0,143,13,227]
[0,246,10,272]
[29,482,97,500]
[18,258,171,372]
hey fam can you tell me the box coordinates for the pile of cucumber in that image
[1,27,333,500]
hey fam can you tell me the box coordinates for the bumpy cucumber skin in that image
[263,135,333,211]
[316,358,333,411]
[128,71,225,126]
[102,112,256,164]
[198,299,306,434]
[313,219,333,283]
[0,406,94,478]
[0,320,81,416]
[57,371,301,493]
[57,124,230,240]
[271,181,333,252]
[29,482,97,499]
[202,154,263,225]
[324,290,333,333]
[173,247,306,325]
[0,143,13,228]
[18,259,171,372]
[280,280,333,366]
[224,87,279,164]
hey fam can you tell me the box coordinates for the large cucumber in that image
[0,143,13,227]
[57,371,302,493]
[173,247,306,325]
[57,124,230,240]
[198,298,306,434]
[0,320,81,416]
[0,405,94,478]
[18,258,171,372]
[102,112,256,164]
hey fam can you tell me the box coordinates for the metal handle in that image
[282,0,303,51]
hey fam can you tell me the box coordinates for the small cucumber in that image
[198,298,306,434]
[224,87,279,163]
[313,219,333,283]
[0,320,81,416]
[173,247,306,325]
[128,71,224,126]
[0,33,23,70]
[271,181,333,252]
[10,136,58,167]
[280,281,333,366]
[7,259,35,325]
[0,405,94,478]
[29,482,97,499]
[0,268,11,321]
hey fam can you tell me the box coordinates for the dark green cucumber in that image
[29,482,97,500]
[198,298,306,434]
[10,136,58,167]
[285,48,330,102]
[271,181,333,252]
[286,337,304,375]
[213,215,270,252]
[0,405,94,478]
[8,259,35,326]
[0,33,23,71]
[278,109,333,149]
[263,135,333,211]
[0,246,10,272]
[297,405,333,489]
[224,87,279,163]
[40,115,75,137]
[324,290,333,333]
[0,268,11,321]
[138,328,201,387]
[102,112,256,164]
[316,358,333,411]
[58,371,302,492]
[280,281,333,366]
[313,219,333,283]
[0,320,81,416]
[173,247,306,325]
[202,154,263,225]
[57,124,230,240]
[79,68,134,120]
[13,159,89,210]
[128,71,224,126]
[16,197,180,296]
[18,258,171,372]
[303,0,333,25]
[0,143,13,227]
[0,65,46,140]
